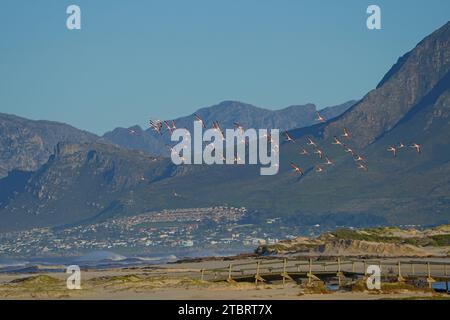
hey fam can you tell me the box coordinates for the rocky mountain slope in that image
[322,22,450,147]
[0,113,98,178]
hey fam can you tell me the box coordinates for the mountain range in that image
[0,21,449,232]
[101,100,356,156]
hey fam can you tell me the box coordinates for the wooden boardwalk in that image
[195,258,450,291]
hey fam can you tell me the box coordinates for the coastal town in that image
[0,207,298,258]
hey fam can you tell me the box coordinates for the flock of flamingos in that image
[126,110,422,177]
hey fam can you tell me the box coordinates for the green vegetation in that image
[430,234,450,246]
[331,227,450,247]
[9,275,61,286]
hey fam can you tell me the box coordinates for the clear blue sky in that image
[0,0,449,135]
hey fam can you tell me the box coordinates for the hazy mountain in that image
[102,100,356,156]
[0,142,177,230]
[0,22,449,232]
[0,113,98,178]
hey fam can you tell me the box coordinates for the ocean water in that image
[0,248,248,273]
[432,281,450,293]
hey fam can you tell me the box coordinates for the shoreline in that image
[0,255,449,300]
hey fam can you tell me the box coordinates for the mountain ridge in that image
[102,100,356,156]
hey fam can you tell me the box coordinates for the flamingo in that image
[284,132,295,143]
[387,146,397,157]
[212,121,225,140]
[194,114,206,128]
[315,165,324,173]
[342,128,351,138]
[357,163,368,171]
[316,111,326,122]
[290,162,304,175]
[332,136,343,146]
[354,155,365,162]
[314,149,324,159]
[263,132,273,143]
[300,148,310,155]
[149,119,163,135]
[306,137,317,147]
[164,120,174,134]
[234,122,245,133]
[128,128,138,135]
[324,157,334,165]
[345,147,355,156]
[410,143,421,154]
[398,142,406,149]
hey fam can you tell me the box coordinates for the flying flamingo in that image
[284,132,295,143]
[316,111,326,122]
[410,143,421,154]
[194,114,206,128]
[306,137,317,147]
[212,121,225,140]
[290,162,304,175]
[387,146,397,157]
[345,147,355,156]
[332,136,343,146]
[357,163,368,171]
[342,128,351,138]
[324,157,334,165]
[354,155,365,162]
[263,132,273,143]
[149,119,163,135]
[300,148,310,155]
[314,149,324,159]
[234,122,245,133]
[315,165,324,173]
[164,120,174,134]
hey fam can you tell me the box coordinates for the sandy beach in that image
[0,256,449,300]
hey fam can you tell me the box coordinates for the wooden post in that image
[282,258,287,285]
[411,262,415,276]
[255,261,265,286]
[363,260,367,277]
[255,261,260,286]
[227,263,234,283]
[308,258,313,286]
[426,262,435,289]
[297,264,300,272]
[309,258,313,274]
[337,257,342,288]
[323,263,327,272]
[201,269,205,281]
[352,261,355,273]
[397,261,405,282]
